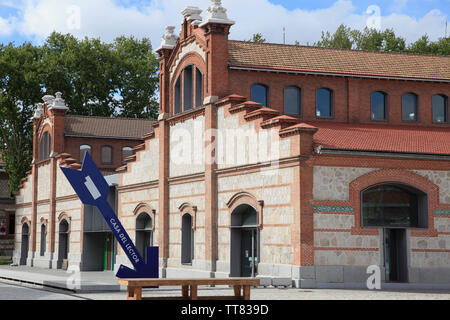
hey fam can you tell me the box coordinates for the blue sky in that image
[0,0,448,47]
[268,0,449,18]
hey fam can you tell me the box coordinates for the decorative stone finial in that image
[200,0,235,27]
[181,6,203,22]
[156,26,179,52]
[49,92,69,111]
[33,103,43,119]
[42,95,55,105]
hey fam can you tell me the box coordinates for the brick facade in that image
[13,94,153,269]
[13,1,450,288]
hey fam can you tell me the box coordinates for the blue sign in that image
[60,152,159,279]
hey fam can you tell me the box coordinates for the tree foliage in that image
[249,33,267,43]
[0,32,159,194]
[314,24,448,55]
[0,42,41,196]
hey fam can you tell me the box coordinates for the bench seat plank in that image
[118,278,260,287]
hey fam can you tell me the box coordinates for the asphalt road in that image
[0,280,84,300]
[0,279,449,300]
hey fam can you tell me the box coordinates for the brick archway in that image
[178,202,197,231]
[226,191,264,231]
[349,169,439,237]
[57,212,71,232]
[133,203,156,230]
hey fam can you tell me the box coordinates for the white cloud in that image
[1,0,448,48]
[0,17,12,35]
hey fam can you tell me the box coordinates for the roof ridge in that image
[65,114,157,122]
[228,39,450,59]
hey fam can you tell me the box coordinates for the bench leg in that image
[127,286,142,301]
[182,285,189,298]
[243,285,251,300]
[190,285,198,300]
[233,285,242,298]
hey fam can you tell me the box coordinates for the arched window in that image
[39,131,52,161]
[183,65,193,111]
[20,223,29,265]
[136,212,153,262]
[432,94,448,123]
[371,91,388,121]
[361,183,427,228]
[402,93,418,121]
[284,86,301,116]
[173,65,203,115]
[58,219,69,267]
[251,84,269,107]
[122,146,134,164]
[80,145,92,162]
[174,77,182,114]
[181,213,193,265]
[101,146,113,165]
[316,88,333,118]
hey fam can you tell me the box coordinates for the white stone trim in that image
[170,41,206,81]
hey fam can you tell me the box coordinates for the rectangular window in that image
[432,95,448,123]
[284,87,301,116]
[371,92,387,121]
[402,94,418,121]
[101,146,113,165]
[316,88,333,118]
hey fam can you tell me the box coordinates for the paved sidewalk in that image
[0,265,449,300]
[0,265,121,293]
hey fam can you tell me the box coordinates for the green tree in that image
[0,32,160,193]
[249,33,266,43]
[408,35,450,55]
[112,36,159,119]
[41,32,159,118]
[315,24,353,49]
[0,42,42,194]
[316,25,447,55]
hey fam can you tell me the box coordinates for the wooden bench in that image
[118,278,260,300]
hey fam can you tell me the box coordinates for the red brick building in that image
[13,93,154,269]
[14,0,450,288]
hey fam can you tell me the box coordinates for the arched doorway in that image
[40,224,46,256]
[362,183,428,282]
[58,219,69,269]
[181,213,193,265]
[230,204,259,277]
[136,212,153,263]
[20,223,29,265]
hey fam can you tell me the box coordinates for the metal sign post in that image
[60,152,159,279]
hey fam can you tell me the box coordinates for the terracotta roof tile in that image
[310,122,450,155]
[228,41,450,81]
[65,115,155,140]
